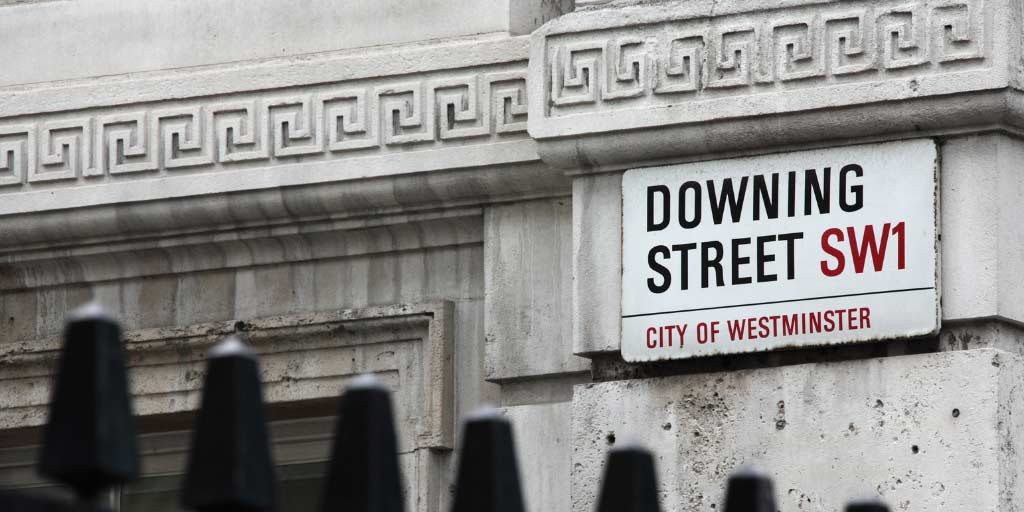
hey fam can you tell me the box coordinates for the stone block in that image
[455,299,500,421]
[941,134,1024,324]
[485,197,587,380]
[571,349,1024,511]
[572,172,622,356]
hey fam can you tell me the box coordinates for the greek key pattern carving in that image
[0,70,528,189]
[545,0,986,116]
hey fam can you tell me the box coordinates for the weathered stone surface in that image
[0,303,455,446]
[485,197,587,380]
[501,372,590,407]
[940,321,1024,356]
[0,217,485,344]
[454,299,502,424]
[572,349,1024,512]
[504,402,573,512]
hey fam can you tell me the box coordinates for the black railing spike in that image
[595,443,661,512]
[846,497,890,512]
[0,490,74,512]
[320,374,404,512]
[722,467,776,512]
[38,302,139,506]
[450,407,525,512]
[181,336,277,512]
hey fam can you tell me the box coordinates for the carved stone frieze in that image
[552,2,984,110]
[0,36,536,216]
[528,0,1016,170]
[0,72,527,195]
[536,0,991,124]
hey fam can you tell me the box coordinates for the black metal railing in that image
[0,305,892,512]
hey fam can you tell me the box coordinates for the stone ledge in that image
[535,90,1024,171]
[0,162,569,254]
[0,214,485,291]
[571,348,1024,511]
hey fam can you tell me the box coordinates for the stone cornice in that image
[0,213,484,291]
[0,35,538,218]
[528,0,1020,171]
[0,162,568,252]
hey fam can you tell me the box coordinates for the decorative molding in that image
[555,1,985,112]
[0,302,455,512]
[529,0,1005,146]
[0,71,527,185]
[544,0,987,118]
[0,36,538,217]
[0,302,455,451]
[0,161,567,254]
[0,213,485,291]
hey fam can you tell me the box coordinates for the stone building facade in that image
[0,0,1020,510]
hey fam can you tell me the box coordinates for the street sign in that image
[621,139,939,362]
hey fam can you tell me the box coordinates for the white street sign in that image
[621,139,939,362]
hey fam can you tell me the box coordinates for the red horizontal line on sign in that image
[621,287,935,319]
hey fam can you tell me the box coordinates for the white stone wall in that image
[572,349,1024,511]
[0,0,571,87]
[4,0,1024,510]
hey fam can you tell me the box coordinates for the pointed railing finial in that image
[0,489,74,512]
[450,406,525,512]
[595,443,661,512]
[39,302,138,504]
[722,467,776,512]
[181,336,276,512]
[319,374,403,512]
[846,497,890,512]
